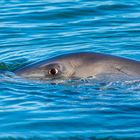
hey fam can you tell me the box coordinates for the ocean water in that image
[0,0,140,139]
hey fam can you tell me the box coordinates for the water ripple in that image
[0,0,140,139]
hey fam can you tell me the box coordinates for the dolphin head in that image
[14,54,82,80]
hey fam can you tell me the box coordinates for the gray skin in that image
[14,52,140,80]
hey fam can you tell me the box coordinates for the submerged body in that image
[14,52,140,80]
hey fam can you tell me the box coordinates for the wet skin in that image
[14,52,140,80]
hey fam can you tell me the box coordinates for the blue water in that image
[0,0,140,139]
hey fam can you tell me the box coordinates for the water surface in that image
[0,0,140,139]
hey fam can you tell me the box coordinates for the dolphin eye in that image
[48,68,58,75]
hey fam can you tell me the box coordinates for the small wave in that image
[0,136,139,140]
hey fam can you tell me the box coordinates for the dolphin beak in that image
[20,73,45,79]
[15,68,45,80]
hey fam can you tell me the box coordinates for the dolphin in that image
[14,52,140,80]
